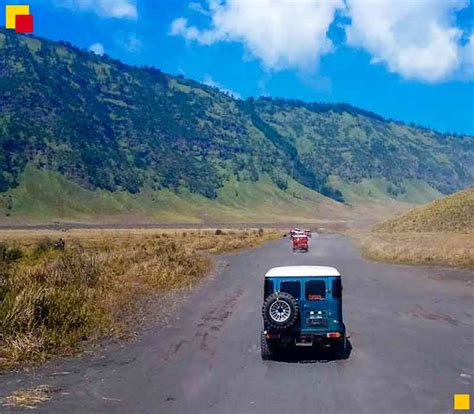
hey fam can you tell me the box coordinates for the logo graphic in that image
[5,4,34,33]
[454,394,470,411]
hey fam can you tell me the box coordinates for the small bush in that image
[0,243,24,262]
[32,238,55,257]
[6,247,23,261]
[215,229,224,235]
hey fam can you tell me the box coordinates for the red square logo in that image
[15,14,34,33]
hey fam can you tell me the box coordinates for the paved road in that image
[1,235,473,413]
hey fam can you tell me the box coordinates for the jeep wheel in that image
[334,332,349,359]
[262,292,299,330]
[261,331,273,360]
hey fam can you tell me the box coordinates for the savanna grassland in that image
[353,187,474,270]
[354,232,474,270]
[0,228,281,371]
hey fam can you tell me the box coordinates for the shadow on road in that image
[271,340,353,364]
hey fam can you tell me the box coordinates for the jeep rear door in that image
[300,277,343,333]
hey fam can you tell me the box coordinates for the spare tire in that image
[262,292,299,330]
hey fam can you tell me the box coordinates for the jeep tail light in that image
[326,332,341,339]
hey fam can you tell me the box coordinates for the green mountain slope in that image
[374,187,474,233]
[0,29,473,223]
[1,166,348,224]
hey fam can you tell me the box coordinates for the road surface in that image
[1,235,473,413]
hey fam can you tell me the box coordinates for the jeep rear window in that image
[264,279,273,299]
[305,281,325,300]
[332,279,342,299]
[280,281,301,299]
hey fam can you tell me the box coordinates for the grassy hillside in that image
[374,187,474,233]
[354,188,474,270]
[0,29,473,223]
[0,166,349,224]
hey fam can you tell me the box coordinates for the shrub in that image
[215,229,224,235]
[32,238,55,257]
[0,243,24,262]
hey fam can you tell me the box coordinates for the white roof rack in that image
[265,266,340,278]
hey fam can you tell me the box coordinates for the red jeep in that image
[292,235,309,252]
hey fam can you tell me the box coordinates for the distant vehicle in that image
[292,234,308,252]
[289,228,301,239]
[304,230,312,238]
[261,266,347,360]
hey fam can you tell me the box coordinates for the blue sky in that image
[2,0,474,134]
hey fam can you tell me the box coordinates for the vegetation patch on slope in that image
[0,166,350,225]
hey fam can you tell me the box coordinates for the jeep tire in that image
[261,330,274,360]
[262,292,299,330]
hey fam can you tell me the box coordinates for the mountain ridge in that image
[0,28,473,223]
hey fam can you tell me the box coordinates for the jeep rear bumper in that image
[264,326,345,347]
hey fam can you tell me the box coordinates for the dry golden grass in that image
[0,228,281,370]
[352,231,474,270]
[374,187,474,233]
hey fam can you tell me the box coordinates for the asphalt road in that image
[1,235,473,413]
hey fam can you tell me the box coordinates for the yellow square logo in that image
[454,394,470,411]
[6,5,30,29]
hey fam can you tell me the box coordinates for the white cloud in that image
[171,0,473,83]
[170,0,344,71]
[56,0,137,19]
[344,0,470,82]
[203,75,242,99]
[89,43,105,56]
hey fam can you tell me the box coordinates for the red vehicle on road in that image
[292,234,309,252]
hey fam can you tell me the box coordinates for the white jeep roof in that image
[265,266,340,278]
